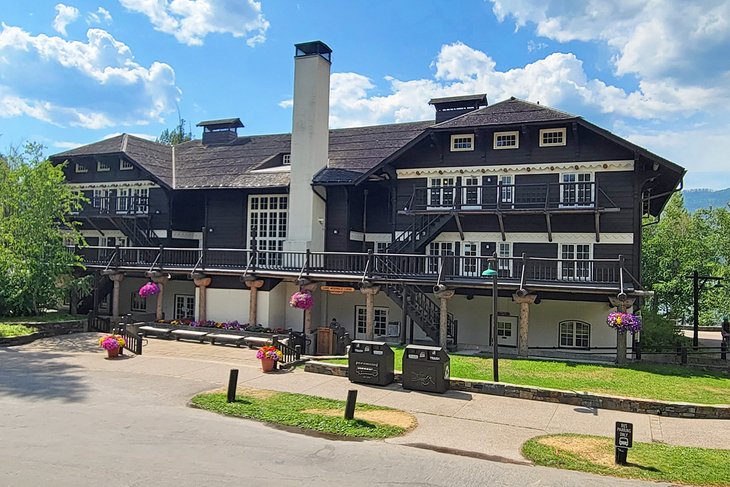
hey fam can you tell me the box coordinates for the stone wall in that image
[0,320,87,347]
[304,361,730,420]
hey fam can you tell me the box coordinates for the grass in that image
[324,348,730,404]
[0,323,38,337]
[0,313,79,325]
[190,389,413,439]
[522,434,730,486]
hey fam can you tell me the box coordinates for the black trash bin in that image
[402,345,450,393]
[348,340,394,386]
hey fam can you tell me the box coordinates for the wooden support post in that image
[149,272,169,321]
[244,279,264,326]
[435,289,455,348]
[513,293,537,357]
[360,285,381,341]
[193,275,212,322]
[108,272,125,318]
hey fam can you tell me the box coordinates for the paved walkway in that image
[16,334,730,462]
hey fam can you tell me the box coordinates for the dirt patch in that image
[208,386,279,400]
[537,436,617,468]
[303,408,417,430]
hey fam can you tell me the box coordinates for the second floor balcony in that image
[74,195,150,217]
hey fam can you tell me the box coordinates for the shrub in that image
[640,311,689,351]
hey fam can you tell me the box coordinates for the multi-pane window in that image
[493,131,519,149]
[429,177,455,207]
[561,173,593,206]
[497,321,512,338]
[539,128,566,147]
[97,160,111,172]
[375,242,389,254]
[131,292,147,312]
[116,187,149,214]
[356,306,388,337]
[463,176,480,206]
[120,159,134,170]
[75,163,88,173]
[174,295,195,320]
[498,175,513,205]
[461,242,479,277]
[282,154,291,165]
[560,244,591,280]
[498,242,512,276]
[559,321,590,348]
[100,236,128,247]
[92,189,110,213]
[428,242,453,274]
[249,195,288,266]
[450,134,474,151]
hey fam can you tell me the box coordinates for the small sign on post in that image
[614,421,633,465]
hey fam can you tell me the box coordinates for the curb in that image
[304,361,730,420]
[0,320,87,347]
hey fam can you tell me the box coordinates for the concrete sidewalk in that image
[18,334,730,462]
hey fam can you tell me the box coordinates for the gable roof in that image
[432,97,577,129]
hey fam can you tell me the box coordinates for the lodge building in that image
[52,41,685,358]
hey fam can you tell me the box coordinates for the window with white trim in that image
[97,160,111,172]
[450,134,474,152]
[559,320,590,348]
[561,173,593,206]
[75,162,88,173]
[356,306,388,337]
[498,175,514,205]
[174,295,195,320]
[461,242,479,277]
[92,189,110,213]
[131,292,147,312]
[539,128,566,147]
[375,242,389,254]
[100,236,128,248]
[498,242,512,277]
[560,244,591,281]
[493,131,519,149]
[462,176,481,206]
[428,241,453,274]
[249,195,288,266]
[428,177,455,207]
[120,159,134,170]
[282,154,291,165]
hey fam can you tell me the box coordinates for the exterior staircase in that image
[77,274,113,315]
[389,214,453,254]
[107,216,155,247]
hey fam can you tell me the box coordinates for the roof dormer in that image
[429,94,488,123]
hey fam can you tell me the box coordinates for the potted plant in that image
[256,345,282,372]
[99,334,125,359]
[138,281,160,298]
[289,290,313,310]
[606,312,642,334]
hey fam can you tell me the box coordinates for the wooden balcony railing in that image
[72,246,635,292]
[75,195,150,216]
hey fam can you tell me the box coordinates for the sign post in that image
[614,421,633,465]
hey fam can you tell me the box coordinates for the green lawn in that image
[324,348,730,405]
[523,434,730,486]
[0,313,79,325]
[191,389,414,439]
[0,324,38,337]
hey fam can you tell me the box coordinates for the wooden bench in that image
[208,333,247,347]
[138,326,173,339]
[243,336,290,349]
[170,329,209,343]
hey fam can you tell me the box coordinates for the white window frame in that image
[558,320,591,348]
[100,236,128,248]
[131,292,147,312]
[427,241,453,274]
[174,294,195,320]
[92,189,109,213]
[75,162,88,173]
[248,195,288,266]
[462,176,481,208]
[493,131,519,150]
[497,175,514,206]
[461,241,479,277]
[282,154,291,165]
[428,177,456,208]
[355,306,388,338]
[559,243,592,281]
[97,160,111,172]
[497,241,512,277]
[539,128,567,147]
[450,134,474,152]
[120,158,134,171]
[560,172,594,207]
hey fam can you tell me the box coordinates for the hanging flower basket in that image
[289,290,313,310]
[139,282,160,298]
[606,312,642,334]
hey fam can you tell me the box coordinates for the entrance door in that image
[490,315,518,347]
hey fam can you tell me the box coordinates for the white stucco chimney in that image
[285,41,331,252]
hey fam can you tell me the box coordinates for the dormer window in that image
[97,160,110,172]
[75,162,88,173]
[494,131,519,149]
[450,134,474,152]
[282,154,291,165]
[120,159,134,170]
[540,128,566,147]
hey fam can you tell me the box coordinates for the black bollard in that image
[227,369,239,403]
[344,389,358,420]
[615,446,628,465]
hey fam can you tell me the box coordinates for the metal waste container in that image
[402,345,450,393]
[348,340,394,386]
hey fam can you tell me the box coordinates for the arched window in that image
[558,320,590,348]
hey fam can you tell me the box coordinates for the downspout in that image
[362,188,368,252]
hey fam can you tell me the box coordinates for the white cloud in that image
[118,0,269,46]
[0,24,181,129]
[103,132,157,141]
[52,3,80,36]
[87,7,112,25]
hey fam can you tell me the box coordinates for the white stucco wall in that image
[206,288,249,323]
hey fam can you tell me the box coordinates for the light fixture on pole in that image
[482,254,499,382]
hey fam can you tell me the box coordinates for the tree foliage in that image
[156,118,193,145]
[0,143,85,316]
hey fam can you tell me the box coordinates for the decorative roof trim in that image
[432,232,634,245]
[395,160,634,179]
[68,181,160,190]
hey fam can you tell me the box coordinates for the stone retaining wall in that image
[304,361,730,420]
[0,320,87,347]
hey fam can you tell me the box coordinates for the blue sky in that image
[1,0,729,189]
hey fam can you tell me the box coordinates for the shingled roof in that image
[432,97,577,129]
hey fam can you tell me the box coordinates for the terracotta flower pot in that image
[107,347,120,359]
[260,357,276,372]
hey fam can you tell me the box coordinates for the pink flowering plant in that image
[138,282,160,298]
[606,312,642,334]
[256,345,283,361]
[99,334,125,350]
[289,290,313,310]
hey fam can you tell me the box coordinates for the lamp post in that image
[482,254,499,382]
[689,271,723,349]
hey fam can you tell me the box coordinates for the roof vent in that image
[197,118,244,146]
[429,94,488,123]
